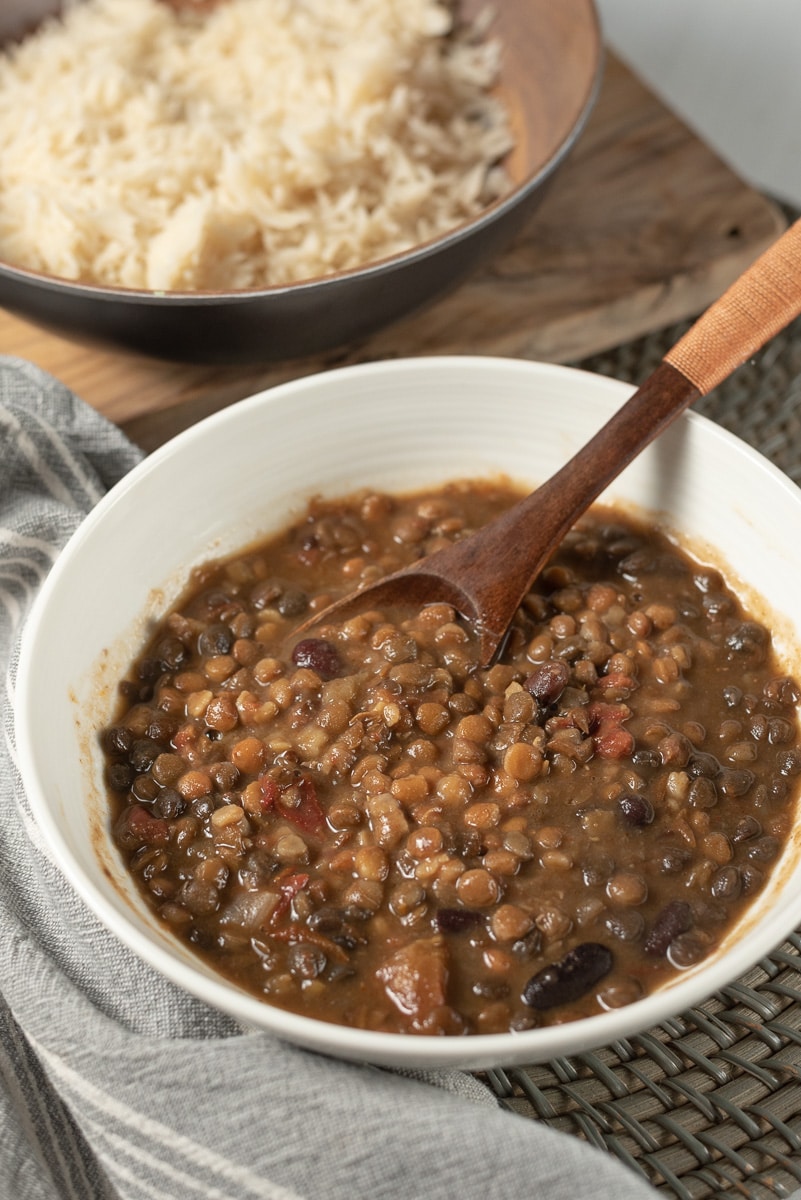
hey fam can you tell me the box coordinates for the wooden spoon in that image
[302,220,801,666]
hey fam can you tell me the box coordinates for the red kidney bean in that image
[435,908,484,933]
[522,943,613,1010]
[618,795,654,826]
[524,660,569,707]
[643,901,693,956]
[292,637,342,679]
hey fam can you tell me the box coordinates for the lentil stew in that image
[102,481,801,1036]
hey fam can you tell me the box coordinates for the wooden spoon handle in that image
[434,221,801,661]
[664,218,801,395]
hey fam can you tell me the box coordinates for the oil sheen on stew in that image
[102,481,801,1036]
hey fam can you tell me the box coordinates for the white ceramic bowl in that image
[15,356,801,1069]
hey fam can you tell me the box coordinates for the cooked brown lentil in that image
[102,480,801,1035]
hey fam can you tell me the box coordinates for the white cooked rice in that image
[0,0,512,291]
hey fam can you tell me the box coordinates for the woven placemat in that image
[586,313,801,489]
[477,310,801,1199]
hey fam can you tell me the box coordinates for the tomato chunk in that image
[258,772,326,834]
[377,935,449,1028]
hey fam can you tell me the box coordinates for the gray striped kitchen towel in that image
[0,355,661,1200]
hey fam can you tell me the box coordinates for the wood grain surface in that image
[0,55,786,452]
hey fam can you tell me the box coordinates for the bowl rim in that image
[18,352,801,1069]
[0,2,604,303]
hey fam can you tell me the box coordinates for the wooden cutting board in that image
[0,55,786,451]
